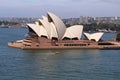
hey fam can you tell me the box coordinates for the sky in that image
[0,0,120,18]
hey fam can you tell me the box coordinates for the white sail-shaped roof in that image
[38,19,58,39]
[50,22,58,39]
[84,33,91,40]
[84,32,104,42]
[42,16,48,21]
[47,12,66,39]
[38,19,51,39]
[63,25,83,39]
[27,24,48,38]
[27,12,84,40]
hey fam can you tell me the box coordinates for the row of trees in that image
[0,21,19,26]
[83,23,120,32]
[66,23,120,32]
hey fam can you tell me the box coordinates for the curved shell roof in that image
[84,32,104,42]
[38,19,58,39]
[47,12,66,39]
[42,16,48,21]
[50,22,58,39]
[63,25,83,39]
[26,12,84,40]
[27,24,48,38]
[38,19,51,39]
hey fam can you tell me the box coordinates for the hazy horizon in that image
[0,0,120,18]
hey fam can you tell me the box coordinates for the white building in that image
[27,12,83,40]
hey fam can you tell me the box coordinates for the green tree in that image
[116,33,120,41]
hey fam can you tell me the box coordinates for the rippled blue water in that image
[0,28,120,80]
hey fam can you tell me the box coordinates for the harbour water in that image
[0,28,120,80]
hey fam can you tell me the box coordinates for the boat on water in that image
[8,12,120,50]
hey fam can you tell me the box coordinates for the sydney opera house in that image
[8,12,120,49]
